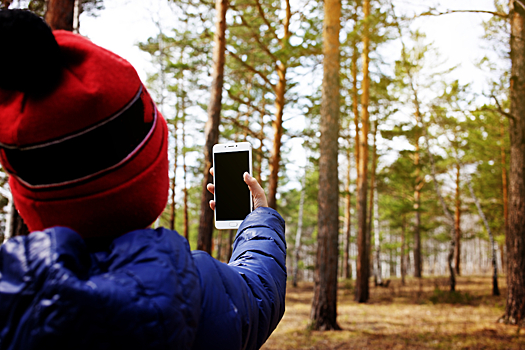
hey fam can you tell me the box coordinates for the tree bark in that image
[197,0,228,253]
[293,167,307,287]
[45,0,75,31]
[505,2,525,325]
[368,120,377,279]
[267,0,291,210]
[401,215,406,285]
[182,103,189,241]
[454,161,461,275]
[413,116,422,278]
[373,188,382,285]
[352,14,360,182]
[310,0,341,331]
[343,145,352,279]
[355,0,370,304]
[217,229,223,261]
[226,229,234,261]
[170,108,179,231]
[256,104,265,183]
[500,117,508,274]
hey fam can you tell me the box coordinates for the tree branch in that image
[254,0,280,42]
[226,48,275,88]
[237,14,279,62]
[417,8,508,19]
[226,89,266,116]
[222,115,260,139]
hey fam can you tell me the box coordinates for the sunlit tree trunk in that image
[352,15,360,182]
[256,103,265,183]
[170,109,179,231]
[217,230,223,261]
[343,145,352,279]
[45,0,75,31]
[226,229,234,261]
[368,120,377,283]
[373,188,382,285]
[267,0,291,210]
[413,110,422,278]
[310,0,341,330]
[505,2,525,325]
[401,215,406,285]
[197,0,228,252]
[355,0,370,304]
[293,167,307,287]
[454,161,461,275]
[500,117,508,274]
[182,103,189,240]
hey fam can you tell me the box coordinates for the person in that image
[0,9,286,350]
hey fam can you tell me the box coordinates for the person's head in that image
[0,9,169,238]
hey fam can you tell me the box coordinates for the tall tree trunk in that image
[197,0,228,253]
[505,2,525,325]
[373,188,382,285]
[217,230,223,261]
[500,117,508,274]
[401,215,406,285]
[256,103,265,183]
[72,0,80,33]
[293,167,307,287]
[267,0,291,210]
[454,161,461,275]
[368,120,377,283]
[466,176,500,296]
[45,0,75,31]
[310,0,341,330]
[183,104,189,241]
[170,111,179,231]
[413,119,422,278]
[343,145,352,279]
[355,0,370,304]
[226,229,234,261]
[352,21,360,182]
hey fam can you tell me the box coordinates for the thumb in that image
[243,172,268,209]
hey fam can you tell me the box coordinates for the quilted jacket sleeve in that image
[191,207,286,350]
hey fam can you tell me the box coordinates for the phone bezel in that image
[212,142,253,230]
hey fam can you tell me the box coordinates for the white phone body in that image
[212,142,253,230]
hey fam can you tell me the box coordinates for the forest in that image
[1,0,525,348]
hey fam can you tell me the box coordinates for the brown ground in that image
[262,276,524,350]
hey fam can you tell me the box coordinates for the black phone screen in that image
[214,150,251,221]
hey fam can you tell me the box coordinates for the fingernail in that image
[244,172,251,179]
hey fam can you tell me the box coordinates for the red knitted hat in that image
[0,10,169,238]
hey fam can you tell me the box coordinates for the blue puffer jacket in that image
[0,207,286,350]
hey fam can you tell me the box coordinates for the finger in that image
[207,183,215,195]
[210,167,214,176]
[209,199,215,211]
[243,172,268,209]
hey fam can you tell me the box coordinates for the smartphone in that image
[212,142,253,229]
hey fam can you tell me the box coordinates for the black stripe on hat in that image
[1,86,155,187]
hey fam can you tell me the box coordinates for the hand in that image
[206,168,268,210]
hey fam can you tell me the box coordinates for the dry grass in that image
[262,276,525,350]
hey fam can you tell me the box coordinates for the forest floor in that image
[262,275,524,350]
